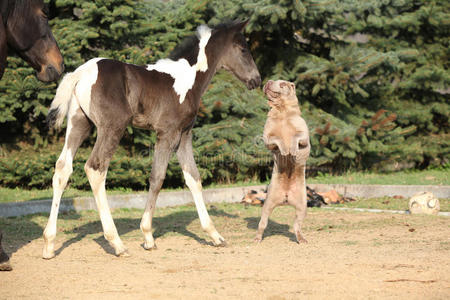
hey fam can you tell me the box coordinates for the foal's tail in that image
[47,70,82,130]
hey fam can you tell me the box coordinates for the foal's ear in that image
[233,19,250,32]
[0,16,7,79]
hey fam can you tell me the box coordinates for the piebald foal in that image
[43,20,261,258]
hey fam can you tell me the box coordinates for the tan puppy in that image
[255,80,310,243]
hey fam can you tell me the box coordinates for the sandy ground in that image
[1,209,449,299]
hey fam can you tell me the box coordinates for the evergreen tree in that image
[210,0,449,170]
[0,0,448,189]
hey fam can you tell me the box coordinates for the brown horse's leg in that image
[43,104,92,259]
[0,231,12,271]
[176,130,226,246]
[84,125,129,257]
[140,131,181,250]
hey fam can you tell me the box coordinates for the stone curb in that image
[0,184,449,218]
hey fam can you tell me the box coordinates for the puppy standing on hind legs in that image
[255,80,310,244]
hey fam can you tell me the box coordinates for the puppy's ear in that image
[0,16,7,79]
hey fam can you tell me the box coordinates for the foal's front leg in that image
[176,130,226,246]
[140,132,181,250]
[85,127,129,257]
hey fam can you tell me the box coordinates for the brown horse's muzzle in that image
[37,61,64,82]
[36,44,64,82]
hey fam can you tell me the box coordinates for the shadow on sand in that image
[0,207,239,260]
[244,216,297,243]
[1,206,300,261]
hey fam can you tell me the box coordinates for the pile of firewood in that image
[241,187,355,207]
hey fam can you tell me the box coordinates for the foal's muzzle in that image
[246,75,262,90]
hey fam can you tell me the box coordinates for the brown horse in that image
[0,0,64,271]
[43,20,261,259]
[0,0,64,80]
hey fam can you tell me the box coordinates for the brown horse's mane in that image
[2,0,40,21]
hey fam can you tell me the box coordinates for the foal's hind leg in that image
[140,131,181,250]
[176,130,226,246]
[85,126,129,256]
[43,105,91,259]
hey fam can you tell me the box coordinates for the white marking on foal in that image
[43,101,79,259]
[74,58,105,117]
[146,58,196,104]
[195,25,212,72]
[182,171,212,230]
[182,171,225,245]
[146,25,212,104]
[85,166,127,255]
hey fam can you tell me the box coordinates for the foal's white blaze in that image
[146,25,212,104]
[74,58,105,117]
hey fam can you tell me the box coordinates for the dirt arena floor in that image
[1,204,449,299]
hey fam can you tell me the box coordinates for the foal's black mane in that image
[168,34,200,65]
[168,21,240,65]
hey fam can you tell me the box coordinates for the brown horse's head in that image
[216,20,261,90]
[0,0,63,82]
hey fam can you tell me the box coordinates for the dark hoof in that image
[143,244,157,251]
[214,238,227,247]
[0,261,12,271]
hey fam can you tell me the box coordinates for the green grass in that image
[0,202,447,249]
[330,197,450,212]
[0,169,448,203]
[0,187,139,203]
[308,168,449,186]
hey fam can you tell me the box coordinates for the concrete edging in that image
[0,184,449,217]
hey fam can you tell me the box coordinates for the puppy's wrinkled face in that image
[263,80,296,106]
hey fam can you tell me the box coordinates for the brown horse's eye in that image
[43,4,50,16]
